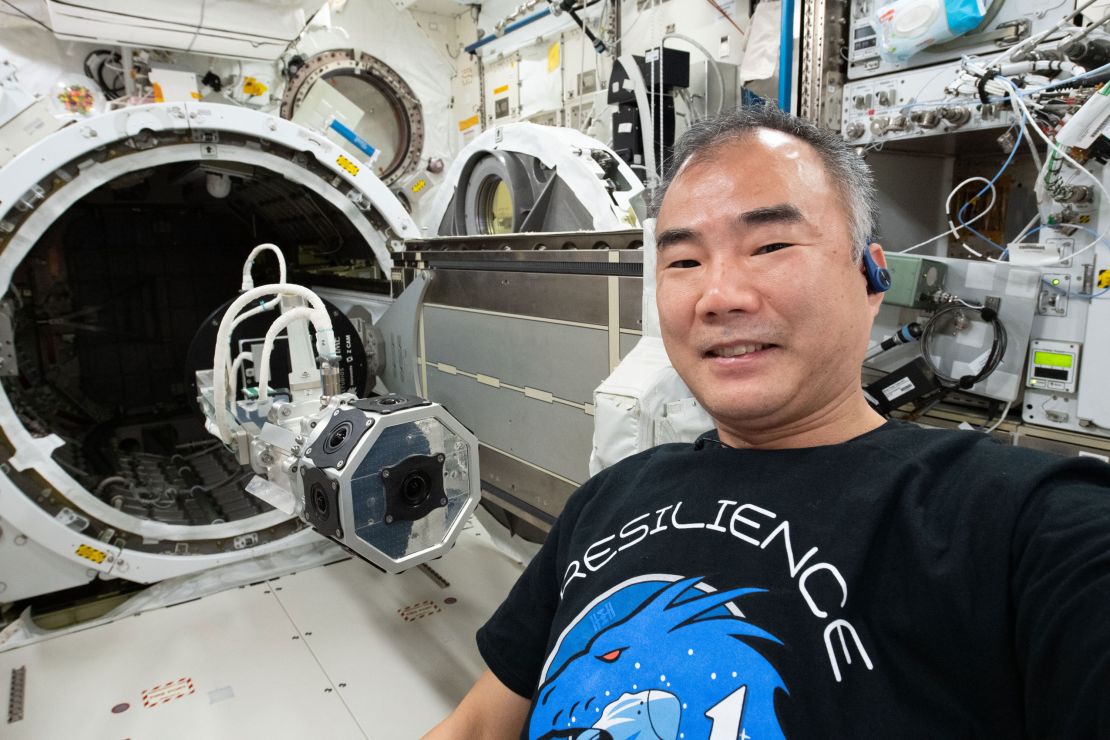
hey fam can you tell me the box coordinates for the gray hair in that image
[648,105,878,262]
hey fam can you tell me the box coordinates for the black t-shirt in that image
[477,421,1110,738]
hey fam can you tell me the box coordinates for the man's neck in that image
[714,390,887,450]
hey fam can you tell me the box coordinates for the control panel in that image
[1027,339,1081,394]
[841,63,1017,146]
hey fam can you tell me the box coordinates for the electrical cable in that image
[898,177,998,254]
[920,302,1008,391]
[981,400,1013,433]
[702,0,745,37]
[999,75,1110,265]
[953,114,1027,253]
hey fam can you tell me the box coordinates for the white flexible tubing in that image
[663,33,725,116]
[255,307,321,402]
[229,351,252,403]
[229,297,279,335]
[212,284,333,443]
[618,53,658,190]
[897,177,998,254]
[241,244,287,291]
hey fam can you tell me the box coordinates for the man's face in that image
[654,129,884,439]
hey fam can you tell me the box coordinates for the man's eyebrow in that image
[739,203,805,226]
[655,227,697,250]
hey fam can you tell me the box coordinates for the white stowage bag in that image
[590,336,714,476]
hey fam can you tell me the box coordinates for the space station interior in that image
[0,0,1108,735]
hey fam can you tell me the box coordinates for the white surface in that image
[46,0,325,61]
[0,523,527,739]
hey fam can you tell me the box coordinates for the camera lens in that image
[312,484,328,515]
[401,472,430,507]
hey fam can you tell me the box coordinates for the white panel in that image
[0,525,527,738]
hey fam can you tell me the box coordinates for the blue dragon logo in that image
[528,576,787,740]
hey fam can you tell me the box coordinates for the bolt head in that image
[385,515,394,523]
[337,460,345,469]
[382,470,390,478]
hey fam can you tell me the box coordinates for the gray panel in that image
[426,369,593,483]
[619,276,643,331]
[619,332,640,360]
[425,269,610,325]
[479,445,577,526]
[424,306,609,405]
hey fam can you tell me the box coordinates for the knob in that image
[844,122,865,139]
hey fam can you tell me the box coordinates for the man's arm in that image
[423,669,531,739]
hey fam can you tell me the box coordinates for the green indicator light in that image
[1034,351,1073,368]
[1030,379,1038,385]
[1052,278,1061,285]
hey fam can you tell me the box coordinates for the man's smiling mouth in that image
[706,342,775,358]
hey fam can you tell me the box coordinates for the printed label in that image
[881,376,915,402]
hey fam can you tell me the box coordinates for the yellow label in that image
[1098,269,1110,289]
[411,179,427,193]
[76,544,107,564]
[548,42,560,72]
[336,155,360,176]
[151,82,165,103]
[1079,214,1092,224]
[458,114,479,131]
[242,77,268,96]
[493,84,509,95]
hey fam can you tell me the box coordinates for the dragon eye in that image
[597,648,624,663]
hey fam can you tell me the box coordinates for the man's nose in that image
[694,259,762,318]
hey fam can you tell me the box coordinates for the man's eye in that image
[755,243,791,255]
[667,259,700,268]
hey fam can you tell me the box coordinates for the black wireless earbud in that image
[861,247,891,294]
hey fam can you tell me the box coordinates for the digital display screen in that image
[856,26,876,39]
[1034,367,1069,381]
[1034,351,1073,369]
[855,39,877,50]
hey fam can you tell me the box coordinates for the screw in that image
[366,420,372,427]
[291,446,300,455]
[382,470,390,478]
[281,406,292,417]
[331,481,339,491]
[295,435,305,444]
[335,528,342,537]
[306,447,313,454]
[440,498,447,506]
[310,421,317,428]
[437,454,445,462]
[385,514,394,523]
[337,460,344,469]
